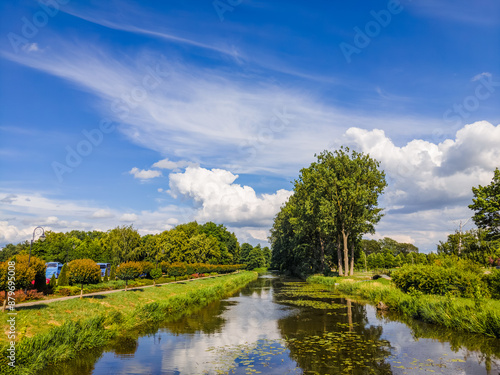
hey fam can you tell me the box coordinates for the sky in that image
[0,0,499,252]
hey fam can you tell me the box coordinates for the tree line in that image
[0,221,271,268]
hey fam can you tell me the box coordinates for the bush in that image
[168,262,187,281]
[116,261,143,290]
[68,259,101,298]
[58,263,69,286]
[109,265,116,281]
[485,269,500,299]
[392,264,489,298]
[150,268,162,286]
[25,289,44,300]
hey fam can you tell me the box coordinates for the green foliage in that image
[57,263,69,286]
[109,265,116,281]
[469,167,500,240]
[115,261,143,290]
[150,268,162,285]
[168,262,187,281]
[246,246,266,269]
[484,269,500,299]
[48,274,57,290]
[270,147,386,277]
[68,259,101,297]
[392,264,489,298]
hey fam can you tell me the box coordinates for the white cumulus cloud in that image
[129,167,162,180]
[152,158,197,170]
[120,213,138,222]
[168,166,292,226]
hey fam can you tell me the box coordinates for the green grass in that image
[0,271,258,374]
[308,276,500,339]
[252,267,268,274]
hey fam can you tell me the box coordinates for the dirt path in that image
[16,274,227,308]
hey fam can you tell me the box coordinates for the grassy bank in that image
[308,276,500,338]
[0,271,258,374]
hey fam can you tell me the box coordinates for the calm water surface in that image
[42,274,500,375]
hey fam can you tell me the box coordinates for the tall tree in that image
[270,148,386,276]
[469,168,500,240]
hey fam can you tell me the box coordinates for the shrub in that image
[25,289,44,300]
[68,259,102,298]
[150,268,162,286]
[109,265,116,281]
[168,262,187,281]
[392,264,489,298]
[47,274,57,294]
[58,263,69,286]
[485,269,500,299]
[116,261,143,291]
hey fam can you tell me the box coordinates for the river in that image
[41,273,500,374]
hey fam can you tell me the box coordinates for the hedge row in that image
[392,264,497,299]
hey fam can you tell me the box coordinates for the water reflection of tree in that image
[378,309,500,374]
[277,295,393,374]
[161,299,233,335]
[238,277,274,297]
[39,347,104,375]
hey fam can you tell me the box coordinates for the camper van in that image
[45,262,63,279]
[96,263,111,277]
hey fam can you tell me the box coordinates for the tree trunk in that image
[3,291,7,312]
[125,280,128,291]
[80,284,83,299]
[342,228,349,277]
[349,242,355,276]
[337,237,344,276]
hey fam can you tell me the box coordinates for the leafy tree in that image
[246,247,266,269]
[262,246,272,267]
[185,234,221,264]
[103,225,141,265]
[68,259,101,298]
[0,244,23,261]
[109,265,116,281]
[58,263,69,286]
[116,261,143,291]
[469,168,500,240]
[270,148,386,276]
[150,268,162,286]
[239,243,253,264]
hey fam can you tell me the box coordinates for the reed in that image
[308,276,500,338]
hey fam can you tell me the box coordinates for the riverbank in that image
[307,275,500,338]
[0,271,258,374]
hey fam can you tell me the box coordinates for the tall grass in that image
[308,277,500,339]
[0,271,258,375]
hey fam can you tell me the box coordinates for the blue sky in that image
[1,0,499,251]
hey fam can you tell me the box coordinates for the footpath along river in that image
[41,273,500,375]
